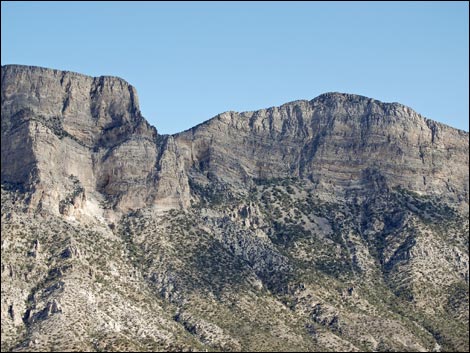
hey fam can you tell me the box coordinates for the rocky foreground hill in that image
[1,64,469,352]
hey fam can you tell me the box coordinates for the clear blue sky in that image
[2,1,469,134]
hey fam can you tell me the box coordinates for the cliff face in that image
[1,65,190,217]
[176,93,468,205]
[1,65,469,352]
[2,65,468,217]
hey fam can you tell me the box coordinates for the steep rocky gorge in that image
[1,65,469,352]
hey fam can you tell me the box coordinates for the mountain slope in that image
[1,65,468,352]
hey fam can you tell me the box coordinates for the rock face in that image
[175,94,468,205]
[1,65,469,352]
[1,65,190,216]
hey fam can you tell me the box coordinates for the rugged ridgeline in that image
[1,65,469,352]
[1,65,190,218]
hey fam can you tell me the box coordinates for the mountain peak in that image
[1,64,146,148]
[1,64,468,213]
[313,91,371,100]
[1,64,132,86]
[1,65,469,352]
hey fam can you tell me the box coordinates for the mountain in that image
[1,64,468,352]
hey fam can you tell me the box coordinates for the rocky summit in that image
[1,64,468,352]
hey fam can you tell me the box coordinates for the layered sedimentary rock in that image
[2,65,467,217]
[1,65,469,352]
[176,93,468,206]
[1,65,190,217]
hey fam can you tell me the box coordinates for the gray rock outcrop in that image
[1,65,468,352]
[1,65,190,216]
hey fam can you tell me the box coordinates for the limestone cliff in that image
[1,65,190,217]
[176,93,468,207]
[1,65,468,352]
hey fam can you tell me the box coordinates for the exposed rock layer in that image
[1,65,190,215]
[1,65,469,352]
